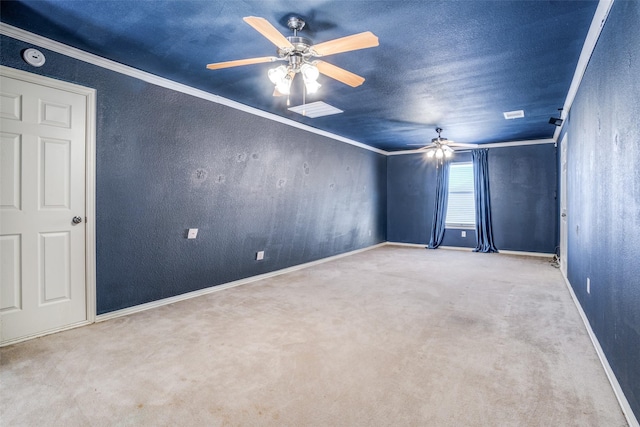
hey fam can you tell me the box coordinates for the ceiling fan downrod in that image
[287,16,306,36]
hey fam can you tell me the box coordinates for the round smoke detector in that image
[23,48,46,67]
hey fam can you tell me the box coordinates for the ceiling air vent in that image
[288,101,343,118]
[503,110,525,120]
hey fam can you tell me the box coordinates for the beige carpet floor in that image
[0,246,628,426]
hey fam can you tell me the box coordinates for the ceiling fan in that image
[412,128,477,159]
[206,16,379,96]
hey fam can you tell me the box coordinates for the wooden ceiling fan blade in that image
[206,56,278,70]
[243,16,294,49]
[316,61,365,87]
[312,31,379,56]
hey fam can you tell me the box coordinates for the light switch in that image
[256,251,265,261]
[187,228,198,239]
[461,231,466,237]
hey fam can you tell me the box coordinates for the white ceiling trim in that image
[553,0,615,141]
[387,138,555,156]
[0,23,388,156]
[474,138,556,149]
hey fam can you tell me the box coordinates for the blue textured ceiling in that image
[0,1,598,151]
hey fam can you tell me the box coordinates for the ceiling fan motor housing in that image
[287,36,312,51]
[278,36,314,72]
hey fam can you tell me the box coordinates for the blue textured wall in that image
[1,35,387,314]
[386,155,436,244]
[387,146,556,253]
[489,144,558,253]
[563,0,640,419]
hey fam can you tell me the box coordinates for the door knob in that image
[561,213,567,218]
[72,216,83,224]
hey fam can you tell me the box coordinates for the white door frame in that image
[559,132,568,278]
[1,65,97,340]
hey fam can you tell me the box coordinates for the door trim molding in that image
[559,132,568,277]
[0,65,97,338]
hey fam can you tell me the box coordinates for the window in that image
[446,162,475,228]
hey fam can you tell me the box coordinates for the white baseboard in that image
[96,243,386,322]
[439,245,475,252]
[385,242,429,249]
[496,249,554,258]
[0,320,92,347]
[384,242,473,251]
[385,242,554,258]
[561,272,639,427]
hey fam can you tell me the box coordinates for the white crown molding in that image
[476,138,555,149]
[0,23,388,156]
[553,0,615,141]
[387,138,555,156]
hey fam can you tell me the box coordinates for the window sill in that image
[445,225,476,230]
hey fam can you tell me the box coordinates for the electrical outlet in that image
[256,251,265,261]
[187,228,198,239]
[587,277,590,294]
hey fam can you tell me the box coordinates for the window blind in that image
[446,162,476,228]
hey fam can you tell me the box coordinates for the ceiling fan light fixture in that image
[268,65,288,84]
[275,76,292,95]
[426,149,436,158]
[207,16,377,101]
[304,80,321,94]
[300,63,320,81]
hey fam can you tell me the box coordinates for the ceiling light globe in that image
[426,150,435,158]
[444,150,453,158]
[268,65,288,84]
[305,80,321,94]
[275,77,292,95]
[301,63,320,81]
[436,148,444,159]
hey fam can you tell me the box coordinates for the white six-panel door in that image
[1,69,92,344]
